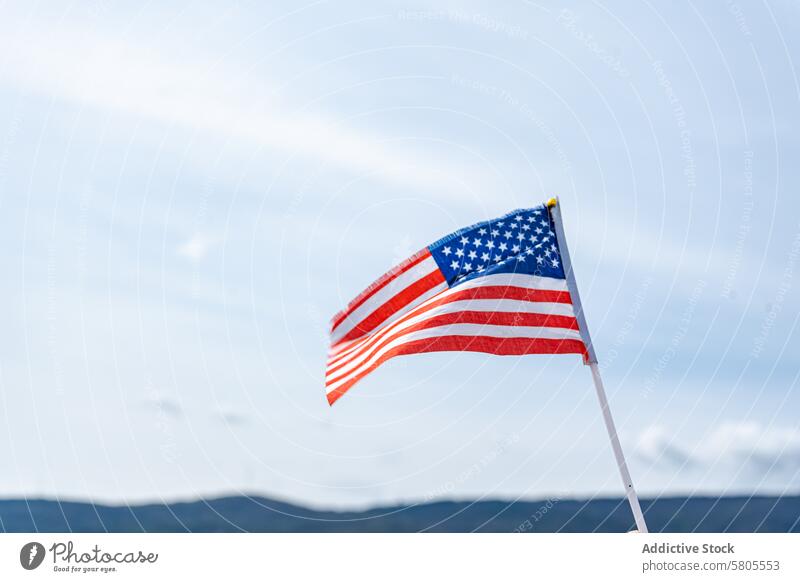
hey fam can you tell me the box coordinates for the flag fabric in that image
[326,202,589,405]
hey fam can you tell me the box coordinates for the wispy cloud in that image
[703,422,800,473]
[0,20,492,198]
[143,395,183,419]
[635,425,696,467]
[636,422,800,476]
[217,406,249,427]
[177,233,219,262]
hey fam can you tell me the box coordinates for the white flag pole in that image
[547,197,649,533]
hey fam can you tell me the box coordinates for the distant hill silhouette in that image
[1,495,798,532]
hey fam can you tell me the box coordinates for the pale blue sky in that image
[1,0,799,508]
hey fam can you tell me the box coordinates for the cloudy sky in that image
[1,0,799,509]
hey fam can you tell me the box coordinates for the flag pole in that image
[547,197,649,533]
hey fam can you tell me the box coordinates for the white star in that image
[498,242,508,251]
[540,219,548,226]
[464,263,473,272]
[497,221,505,227]
[460,236,469,245]
[494,255,502,263]
[473,238,482,247]
[478,228,487,235]
[503,231,512,239]
[533,209,542,215]
[455,248,465,258]
[490,229,499,237]
[516,254,526,262]
[450,260,459,270]
[551,258,560,268]
[468,250,478,260]
[442,246,452,256]
[525,247,534,255]
[509,222,518,229]
[521,224,530,231]
[514,215,523,221]
[528,214,537,221]
[550,244,557,252]
[529,235,538,243]
[512,244,520,253]
[535,227,543,234]
[544,249,552,257]
[486,240,495,249]
[480,252,490,262]
[536,256,544,264]
[516,232,525,241]
[477,265,485,272]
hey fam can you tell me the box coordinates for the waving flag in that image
[325,198,650,532]
[325,199,594,405]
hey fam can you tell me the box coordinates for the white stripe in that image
[327,298,575,369]
[326,324,582,393]
[331,255,439,344]
[449,272,569,292]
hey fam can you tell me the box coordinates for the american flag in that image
[326,201,592,405]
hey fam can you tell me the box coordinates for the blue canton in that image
[428,205,565,288]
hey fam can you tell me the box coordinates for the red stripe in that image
[326,336,587,405]
[330,249,431,333]
[437,285,573,305]
[328,285,572,363]
[335,269,446,345]
[325,311,578,380]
